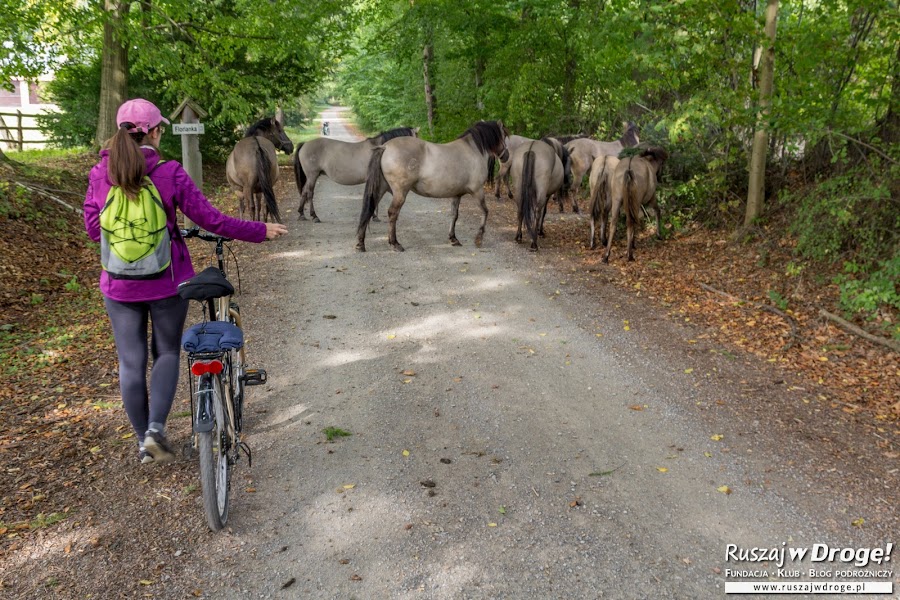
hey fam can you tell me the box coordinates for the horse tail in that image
[360,147,386,227]
[623,158,638,227]
[255,138,282,223]
[520,150,539,242]
[293,142,306,195]
[487,156,496,187]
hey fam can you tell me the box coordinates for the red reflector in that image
[191,360,224,376]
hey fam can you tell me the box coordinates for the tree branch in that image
[819,309,900,353]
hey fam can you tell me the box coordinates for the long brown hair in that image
[107,125,147,200]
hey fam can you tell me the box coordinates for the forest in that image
[2,0,897,337]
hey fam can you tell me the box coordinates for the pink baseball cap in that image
[116,98,170,134]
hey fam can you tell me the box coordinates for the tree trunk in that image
[423,41,436,137]
[96,1,129,148]
[743,0,778,229]
[879,41,900,145]
[474,56,485,113]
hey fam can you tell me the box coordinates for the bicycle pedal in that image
[242,368,267,386]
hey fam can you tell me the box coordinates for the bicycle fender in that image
[195,376,215,433]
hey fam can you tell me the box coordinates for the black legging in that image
[104,294,188,444]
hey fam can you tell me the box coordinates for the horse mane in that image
[369,127,417,144]
[641,146,669,163]
[245,118,275,138]
[458,121,506,155]
[620,122,640,147]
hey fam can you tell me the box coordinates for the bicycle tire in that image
[198,374,230,531]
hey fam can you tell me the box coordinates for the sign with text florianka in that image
[172,123,205,135]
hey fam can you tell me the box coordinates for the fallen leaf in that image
[245,487,256,493]
[629,405,644,411]
[487,522,498,527]
[498,506,506,514]
[343,484,355,489]
[402,449,410,457]
[401,370,416,376]
[717,485,732,495]
[403,379,412,384]
[710,434,724,441]
[139,580,153,586]
[339,558,350,564]
[851,518,864,527]
[281,578,296,589]
[704,452,713,458]
[656,467,668,473]
[684,368,694,374]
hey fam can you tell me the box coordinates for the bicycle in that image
[177,227,267,531]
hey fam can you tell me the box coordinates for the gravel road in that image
[190,108,898,599]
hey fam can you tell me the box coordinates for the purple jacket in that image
[84,147,266,302]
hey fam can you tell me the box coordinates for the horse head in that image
[461,120,509,161]
[621,122,640,148]
[642,146,669,182]
[247,118,294,155]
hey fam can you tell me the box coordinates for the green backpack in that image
[99,163,172,280]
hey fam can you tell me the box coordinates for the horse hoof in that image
[391,242,405,252]
[372,216,381,223]
[601,256,609,264]
[573,206,580,214]
[627,256,635,262]
[589,242,596,251]
[529,244,538,252]
[450,238,462,247]
[313,217,321,223]
[474,237,483,248]
[298,214,307,221]
[356,243,366,252]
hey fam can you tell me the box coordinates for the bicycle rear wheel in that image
[198,374,230,531]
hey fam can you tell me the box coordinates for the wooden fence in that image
[0,110,51,150]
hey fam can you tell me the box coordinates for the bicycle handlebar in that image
[181,227,233,244]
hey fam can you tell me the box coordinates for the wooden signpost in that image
[169,98,208,229]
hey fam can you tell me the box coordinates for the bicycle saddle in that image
[178,266,235,301]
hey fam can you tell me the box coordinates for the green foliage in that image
[835,255,900,324]
[789,164,897,264]
[767,290,789,311]
[36,60,101,148]
[322,426,352,441]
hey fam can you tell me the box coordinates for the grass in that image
[4,146,91,164]
[323,426,352,441]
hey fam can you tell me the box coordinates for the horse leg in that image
[626,205,636,262]
[449,196,463,246]
[495,161,508,200]
[652,198,663,240]
[387,191,408,252]
[602,198,620,264]
[474,190,489,247]
[539,202,548,237]
[515,190,524,243]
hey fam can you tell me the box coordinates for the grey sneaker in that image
[143,429,176,463]
[139,447,154,464]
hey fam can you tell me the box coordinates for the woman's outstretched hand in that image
[265,223,288,240]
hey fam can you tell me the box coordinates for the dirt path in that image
[179,108,897,598]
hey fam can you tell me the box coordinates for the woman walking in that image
[84,98,287,464]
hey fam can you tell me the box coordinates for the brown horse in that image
[587,154,619,250]
[602,147,669,263]
[356,121,509,252]
[510,139,567,251]
[293,127,418,222]
[225,118,294,223]
[564,122,639,214]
